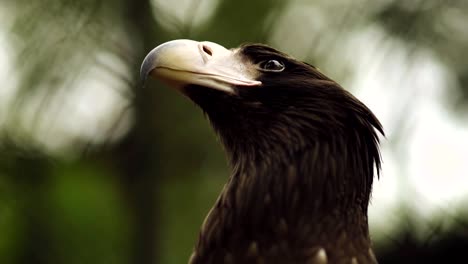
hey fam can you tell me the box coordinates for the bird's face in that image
[141,39,342,131]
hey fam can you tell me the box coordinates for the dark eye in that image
[260,60,285,72]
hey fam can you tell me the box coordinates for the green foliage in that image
[47,163,130,264]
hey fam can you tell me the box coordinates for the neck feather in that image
[185,84,382,263]
[190,118,380,263]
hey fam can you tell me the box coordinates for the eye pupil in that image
[262,60,285,72]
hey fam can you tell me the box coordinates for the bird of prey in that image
[141,39,383,264]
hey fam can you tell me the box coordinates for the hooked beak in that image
[140,39,261,93]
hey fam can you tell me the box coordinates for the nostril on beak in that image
[202,44,213,56]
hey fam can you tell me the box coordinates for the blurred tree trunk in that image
[111,0,166,263]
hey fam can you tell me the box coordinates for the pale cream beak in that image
[140,39,261,93]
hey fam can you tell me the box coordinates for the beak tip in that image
[140,76,147,89]
[139,69,146,86]
[140,51,156,88]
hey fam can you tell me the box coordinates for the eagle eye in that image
[260,60,285,72]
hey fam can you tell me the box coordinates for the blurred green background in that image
[1,0,468,263]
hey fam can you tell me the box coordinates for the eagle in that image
[141,39,383,264]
